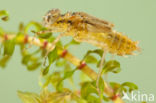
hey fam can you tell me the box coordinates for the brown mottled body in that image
[43,9,140,56]
[73,31,139,56]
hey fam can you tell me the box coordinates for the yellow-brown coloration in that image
[43,9,140,56]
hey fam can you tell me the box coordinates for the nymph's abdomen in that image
[74,31,140,56]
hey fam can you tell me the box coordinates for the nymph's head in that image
[43,8,61,27]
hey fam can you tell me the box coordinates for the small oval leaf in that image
[0,10,9,21]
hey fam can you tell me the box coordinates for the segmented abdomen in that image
[74,31,140,56]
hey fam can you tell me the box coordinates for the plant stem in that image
[0,34,124,103]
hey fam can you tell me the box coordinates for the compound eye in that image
[47,15,51,22]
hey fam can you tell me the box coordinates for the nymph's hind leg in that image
[35,29,53,35]
[42,32,67,67]
[46,32,67,55]
[96,48,108,102]
[103,53,115,83]
[111,54,115,60]
[29,29,53,49]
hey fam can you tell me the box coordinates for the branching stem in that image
[0,34,124,103]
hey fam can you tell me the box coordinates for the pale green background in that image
[0,0,156,103]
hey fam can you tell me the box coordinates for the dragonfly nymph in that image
[42,9,140,56]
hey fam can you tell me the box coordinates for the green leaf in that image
[42,49,59,76]
[55,64,75,92]
[24,22,52,39]
[65,39,80,48]
[22,54,31,64]
[24,21,42,33]
[110,82,121,89]
[102,60,121,74]
[17,91,41,103]
[37,28,52,39]
[121,82,138,92]
[110,82,121,93]
[83,49,103,59]
[69,39,80,45]
[98,78,105,94]
[80,80,110,102]
[86,95,100,103]
[55,59,66,67]
[40,88,72,103]
[43,72,62,89]
[80,72,91,82]
[81,82,98,99]
[84,55,98,64]
[3,39,15,56]
[0,10,9,21]
[71,93,87,103]
[82,49,103,64]
[42,65,50,76]
[90,49,104,57]
[0,55,10,68]
[56,80,63,92]
[47,37,62,47]
[38,32,52,39]
[63,69,76,79]
[0,27,4,36]
[91,79,105,101]
[63,64,75,79]
[103,95,110,102]
[27,62,41,71]
[22,53,41,71]
[48,48,58,64]
[47,36,56,42]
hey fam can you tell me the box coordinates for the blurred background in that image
[0,0,156,103]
